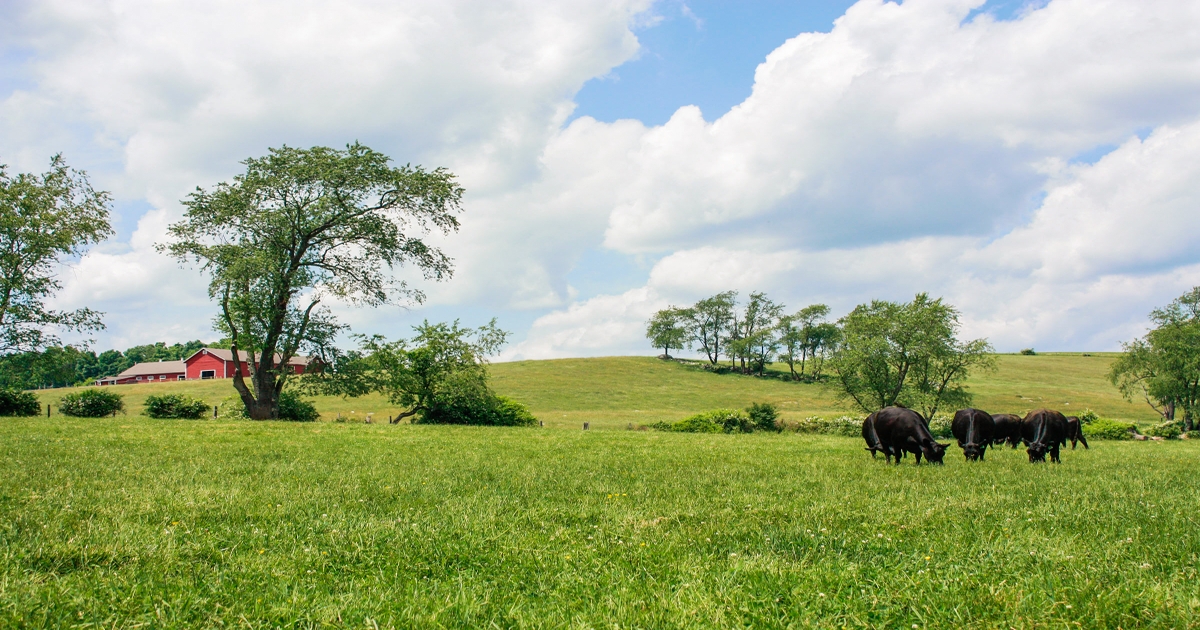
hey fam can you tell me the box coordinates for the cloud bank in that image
[2,0,1199,357]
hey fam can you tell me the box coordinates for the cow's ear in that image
[939,443,950,449]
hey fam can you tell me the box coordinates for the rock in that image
[1150,436,1164,441]
[657,354,673,360]
[1133,434,1148,441]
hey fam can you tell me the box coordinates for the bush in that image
[277,390,320,422]
[491,396,538,427]
[1019,348,1037,355]
[1084,417,1136,440]
[0,389,40,416]
[787,415,861,437]
[216,395,249,421]
[1146,421,1183,439]
[1076,409,1100,425]
[144,394,210,419]
[653,409,752,433]
[746,402,779,432]
[59,388,124,417]
[415,375,536,427]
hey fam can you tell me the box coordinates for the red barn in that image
[96,360,186,385]
[183,348,310,380]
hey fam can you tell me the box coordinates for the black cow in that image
[990,413,1024,449]
[862,415,887,459]
[952,408,995,461]
[870,407,947,465]
[1021,409,1067,463]
[1064,416,1090,450]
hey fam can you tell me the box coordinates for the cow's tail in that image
[865,413,883,453]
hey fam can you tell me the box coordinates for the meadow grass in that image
[32,353,1160,430]
[1,416,1196,628]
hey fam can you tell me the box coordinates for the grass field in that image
[1,417,1197,628]
[7,353,1193,628]
[31,353,1161,429]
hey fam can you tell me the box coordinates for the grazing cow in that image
[871,406,947,465]
[1064,416,1090,450]
[952,408,995,461]
[990,414,1024,449]
[862,414,887,460]
[1021,409,1067,463]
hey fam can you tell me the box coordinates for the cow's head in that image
[1026,442,1048,462]
[922,439,948,464]
[961,442,983,461]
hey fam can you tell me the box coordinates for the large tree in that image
[1109,286,1200,430]
[0,155,112,354]
[726,291,783,375]
[828,293,994,420]
[163,144,463,419]
[777,303,838,381]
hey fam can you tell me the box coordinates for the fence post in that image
[583,422,589,430]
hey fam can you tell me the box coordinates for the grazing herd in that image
[862,406,1090,464]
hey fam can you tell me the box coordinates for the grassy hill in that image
[32,353,1160,429]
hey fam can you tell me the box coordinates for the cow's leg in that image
[979,445,986,461]
[1079,433,1089,450]
[1050,444,1061,463]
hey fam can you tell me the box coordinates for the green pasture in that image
[1,417,1196,628]
[32,353,1160,429]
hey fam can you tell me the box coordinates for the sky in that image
[2,0,1200,360]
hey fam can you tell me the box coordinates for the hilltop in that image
[31,353,1157,428]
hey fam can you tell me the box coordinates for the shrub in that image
[216,395,249,421]
[1019,348,1036,355]
[669,415,724,433]
[746,402,779,432]
[1084,417,1136,440]
[59,388,124,417]
[277,390,320,422]
[789,415,861,437]
[144,394,210,419]
[1076,409,1099,425]
[0,389,40,416]
[1145,421,1183,439]
[651,409,752,433]
[491,396,538,427]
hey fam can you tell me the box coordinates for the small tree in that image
[1110,287,1200,430]
[0,155,112,354]
[306,319,531,425]
[685,291,737,366]
[777,303,834,381]
[828,293,994,420]
[728,292,783,375]
[645,307,689,358]
[163,144,463,420]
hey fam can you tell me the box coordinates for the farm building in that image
[95,348,311,385]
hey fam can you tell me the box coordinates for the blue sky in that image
[3,0,1200,358]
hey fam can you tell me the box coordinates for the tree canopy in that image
[1109,286,1200,430]
[162,143,463,419]
[0,155,112,355]
[828,293,994,419]
[645,307,689,357]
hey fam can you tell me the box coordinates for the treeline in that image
[0,340,212,390]
[646,291,839,380]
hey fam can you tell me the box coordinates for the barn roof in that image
[184,348,310,366]
[115,360,186,378]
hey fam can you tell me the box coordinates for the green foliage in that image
[1020,348,1037,355]
[1110,286,1200,430]
[782,415,861,437]
[1145,421,1183,439]
[726,291,784,375]
[143,394,210,419]
[0,389,39,416]
[746,402,779,432]
[645,307,690,357]
[828,293,996,420]
[777,304,838,381]
[276,391,319,422]
[58,388,123,417]
[1076,409,1100,425]
[163,143,464,420]
[1083,418,1136,440]
[655,409,753,433]
[927,415,954,439]
[683,291,737,366]
[0,155,112,355]
[216,395,249,421]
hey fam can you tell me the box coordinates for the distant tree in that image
[828,293,994,420]
[726,292,783,375]
[0,345,85,389]
[778,303,834,381]
[645,306,690,358]
[163,144,463,419]
[1109,286,1200,430]
[0,155,112,354]
[685,291,737,366]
